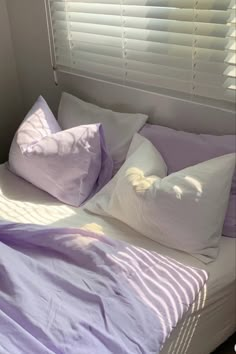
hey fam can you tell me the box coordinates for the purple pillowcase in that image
[140,124,236,237]
[9,96,113,206]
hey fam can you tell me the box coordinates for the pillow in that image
[85,134,235,263]
[58,92,148,173]
[140,124,236,238]
[9,96,113,206]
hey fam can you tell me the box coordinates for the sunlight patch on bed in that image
[184,176,203,202]
[0,193,76,225]
[184,176,202,195]
[167,283,207,354]
[71,235,99,248]
[126,167,158,194]
[173,185,183,200]
[81,223,104,235]
[108,252,168,339]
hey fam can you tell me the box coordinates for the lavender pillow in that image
[140,124,236,237]
[9,96,113,206]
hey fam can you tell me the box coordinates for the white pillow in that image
[58,93,148,172]
[85,134,235,262]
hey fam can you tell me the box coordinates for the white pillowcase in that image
[58,93,148,172]
[85,134,235,262]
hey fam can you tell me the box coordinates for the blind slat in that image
[54,37,230,63]
[55,47,233,77]
[47,0,236,104]
[52,18,230,38]
[51,7,231,24]
[51,0,232,10]
[54,29,229,51]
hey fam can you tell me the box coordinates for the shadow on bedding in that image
[0,223,208,354]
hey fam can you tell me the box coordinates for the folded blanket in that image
[0,222,208,354]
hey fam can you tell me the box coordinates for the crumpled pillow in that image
[58,92,148,173]
[140,124,236,238]
[86,134,235,262]
[9,96,113,206]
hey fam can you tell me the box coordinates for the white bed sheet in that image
[0,163,235,354]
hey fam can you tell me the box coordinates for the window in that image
[46,0,236,105]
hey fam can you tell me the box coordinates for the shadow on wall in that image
[0,0,23,164]
[0,115,21,164]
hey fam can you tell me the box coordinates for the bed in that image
[0,163,235,354]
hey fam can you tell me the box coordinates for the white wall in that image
[6,0,61,115]
[0,0,22,162]
[7,0,236,136]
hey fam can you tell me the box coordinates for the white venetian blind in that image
[47,0,236,103]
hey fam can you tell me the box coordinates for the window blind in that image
[47,0,236,104]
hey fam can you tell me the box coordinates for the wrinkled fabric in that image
[0,222,208,354]
[9,96,113,207]
[140,124,236,237]
[58,92,148,174]
[86,134,235,263]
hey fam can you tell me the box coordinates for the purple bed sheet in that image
[0,222,208,354]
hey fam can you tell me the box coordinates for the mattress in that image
[0,163,235,354]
